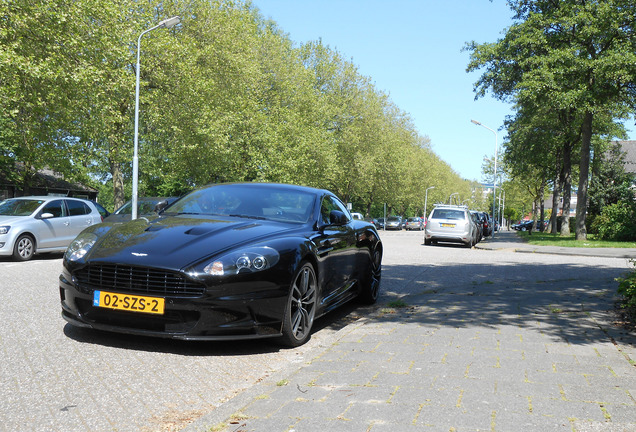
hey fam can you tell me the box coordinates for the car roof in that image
[6,196,88,201]
[433,205,468,210]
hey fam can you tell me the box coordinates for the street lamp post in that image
[449,192,459,205]
[424,186,435,222]
[471,119,498,238]
[132,16,181,220]
[501,189,506,230]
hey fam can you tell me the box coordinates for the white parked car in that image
[0,196,107,261]
[424,205,478,248]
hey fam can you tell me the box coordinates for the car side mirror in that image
[154,200,169,213]
[329,210,347,226]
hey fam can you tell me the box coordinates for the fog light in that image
[0,242,4,248]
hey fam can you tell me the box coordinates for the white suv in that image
[424,205,477,248]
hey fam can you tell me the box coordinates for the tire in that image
[13,234,35,261]
[280,262,317,347]
[424,238,431,245]
[359,246,382,305]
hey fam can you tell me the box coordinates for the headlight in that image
[0,226,9,235]
[203,246,280,276]
[65,232,99,261]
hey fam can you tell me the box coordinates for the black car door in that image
[314,195,357,309]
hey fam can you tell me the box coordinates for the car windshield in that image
[0,199,44,216]
[431,209,465,220]
[165,185,316,223]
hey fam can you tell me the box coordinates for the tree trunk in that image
[110,159,126,210]
[550,172,561,234]
[538,179,545,232]
[575,111,593,240]
[560,141,572,237]
[549,149,562,234]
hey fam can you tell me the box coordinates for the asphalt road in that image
[0,231,633,432]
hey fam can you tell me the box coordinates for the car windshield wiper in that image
[229,214,266,220]
[161,211,203,216]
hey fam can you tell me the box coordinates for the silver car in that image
[424,205,478,248]
[385,216,403,230]
[0,196,105,261]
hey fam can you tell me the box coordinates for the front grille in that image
[74,264,205,297]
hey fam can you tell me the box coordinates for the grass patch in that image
[387,299,409,309]
[379,298,410,315]
[516,231,636,248]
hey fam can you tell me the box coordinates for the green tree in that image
[467,0,636,240]
[588,141,635,217]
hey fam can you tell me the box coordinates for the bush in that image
[591,201,636,241]
[617,260,636,309]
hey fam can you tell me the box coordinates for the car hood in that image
[0,215,31,226]
[85,215,300,270]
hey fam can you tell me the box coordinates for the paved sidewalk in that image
[476,230,636,259]
[184,236,636,432]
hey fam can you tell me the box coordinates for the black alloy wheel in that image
[280,262,317,347]
[359,247,382,305]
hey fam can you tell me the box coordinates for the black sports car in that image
[60,183,382,347]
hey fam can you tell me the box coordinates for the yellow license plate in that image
[440,223,455,228]
[93,291,165,315]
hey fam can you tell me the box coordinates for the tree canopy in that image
[1,0,473,215]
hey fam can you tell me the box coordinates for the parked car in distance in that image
[385,216,403,230]
[104,197,177,223]
[479,212,492,237]
[469,211,483,243]
[0,196,106,261]
[405,217,423,231]
[376,218,385,230]
[424,205,478,248]
[60,182,383,347]
[351,212,364,220]
[512,220,534,231]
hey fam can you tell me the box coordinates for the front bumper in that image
[59,267,288,340]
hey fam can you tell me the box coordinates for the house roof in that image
[0,166,98,193]
[614,140,636,174]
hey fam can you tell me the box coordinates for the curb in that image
[475,243,636,259]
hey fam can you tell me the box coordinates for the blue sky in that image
[251,0,635,182]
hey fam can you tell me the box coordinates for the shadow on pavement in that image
[375,261,634,347]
